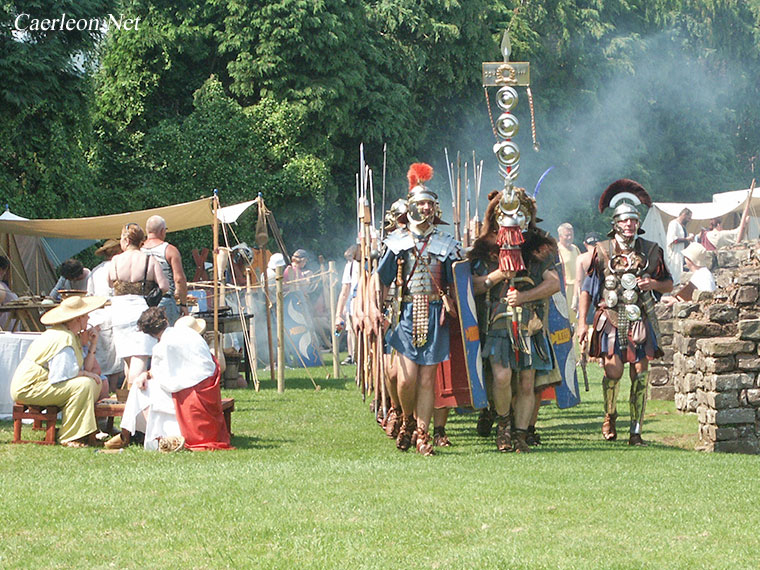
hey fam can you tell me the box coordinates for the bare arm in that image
[335,282,351,325]
[507,269,560,306]
[472,267,514,296]
[369,273,389,331]
[149,256,170,293]
[165,244,188,312]
[107,256,118,287]
[638,275,673,295]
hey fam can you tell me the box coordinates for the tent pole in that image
[257,195,276,383]
[213,191,220,358]
[737,179,756,243]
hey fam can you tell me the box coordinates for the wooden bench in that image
[95,398,235,437]
[221,398,235,437]
[12,404,60,444]
[94,401,126,434]
[13,397,235,445]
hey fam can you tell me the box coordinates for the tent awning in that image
[0,197,257,240]
[0,198,215,239]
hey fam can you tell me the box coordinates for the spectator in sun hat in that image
[10,295,107,447]
[662,242,715,305]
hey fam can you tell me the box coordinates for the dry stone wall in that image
[670,243,760,453]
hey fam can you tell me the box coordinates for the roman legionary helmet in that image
[404,162,443,224]
[598,179,652,238]
[384,198,408,231]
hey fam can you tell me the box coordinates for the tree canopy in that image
[1,0,759,256]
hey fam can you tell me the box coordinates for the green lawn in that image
[1,360,758,569]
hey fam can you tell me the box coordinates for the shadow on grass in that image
[442,409,695,453]
[229,434,292,450]
[251,375,357,392]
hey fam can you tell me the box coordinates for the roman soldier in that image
[372,163,461,456]
[468,186,561,453]
[378,198,407,439]
[578,179,673,446]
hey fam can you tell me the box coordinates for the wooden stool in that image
[12,404,59,444]
[94,401,125,434]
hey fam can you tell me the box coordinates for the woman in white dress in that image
[107,223,168,387]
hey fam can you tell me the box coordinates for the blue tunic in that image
[376,234,458,366]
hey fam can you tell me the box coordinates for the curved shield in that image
[548,253,580,408]
[282,291,322,367]
[434,261,487,409]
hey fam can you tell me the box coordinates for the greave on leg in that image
[629,369,649,435]
[602,376,620,416]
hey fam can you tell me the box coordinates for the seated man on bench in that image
[11,295,107,447]
[105,308,233,451]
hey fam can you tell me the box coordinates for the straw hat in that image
[175,315,207,335]
[95,238,121,256]
[41,295,107,325]
[682,242,710,268]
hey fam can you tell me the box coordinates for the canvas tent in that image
[641,186,760,253]
[0,210,95,296]
[0,197,256,295]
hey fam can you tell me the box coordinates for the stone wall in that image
[670,244,760,453]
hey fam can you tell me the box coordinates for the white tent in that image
[641,187,760,253]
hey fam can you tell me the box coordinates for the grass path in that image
[1,362,759,569]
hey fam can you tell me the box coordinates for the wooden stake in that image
[258,197,276,383]
[736,178,756,243]
[328,260,340,378]
[276,265,285,393]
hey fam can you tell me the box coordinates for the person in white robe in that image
[666,208,693,285]
[87,238,123,390]
[106,309,216,451]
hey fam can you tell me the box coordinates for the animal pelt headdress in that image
[468,189,556,269]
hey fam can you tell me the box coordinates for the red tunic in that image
[172,361,233,450]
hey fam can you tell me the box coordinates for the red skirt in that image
[173,362,233,450]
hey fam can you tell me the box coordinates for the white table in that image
[0,332,39,419]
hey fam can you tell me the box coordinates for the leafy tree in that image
[93,0,499,250]
[0,0,113,217]
[4,0,760,258]
[143,77,329,254]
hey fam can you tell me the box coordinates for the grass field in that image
[2,359,759,569]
